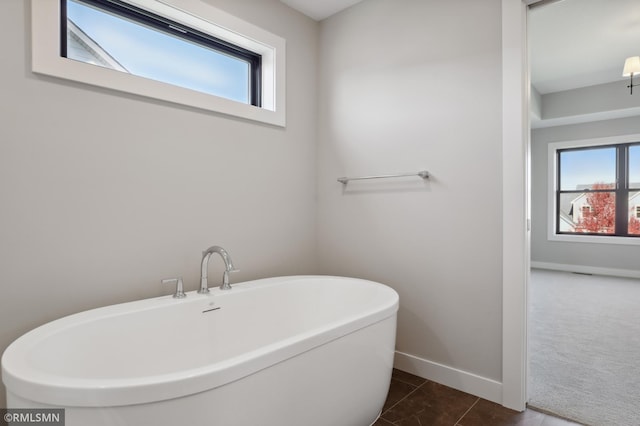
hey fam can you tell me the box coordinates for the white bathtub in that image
[2,276,398,426]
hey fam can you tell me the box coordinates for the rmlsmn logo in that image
[2,409,65,425]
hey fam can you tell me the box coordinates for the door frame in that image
[501,0,541,411]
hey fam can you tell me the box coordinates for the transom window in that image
[32,0,285,125]
[555,142,640,237]
[62,0,261,106]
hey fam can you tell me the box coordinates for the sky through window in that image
[66,0,250,103]
[559,147,616,190]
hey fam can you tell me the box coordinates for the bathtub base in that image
[9,316,396,426]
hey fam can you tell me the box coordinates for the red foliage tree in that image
[575,183,615,234]
[630,216,640,235]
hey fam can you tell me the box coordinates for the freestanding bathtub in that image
[2,276,398,426]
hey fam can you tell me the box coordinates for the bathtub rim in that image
[2,275,399,407]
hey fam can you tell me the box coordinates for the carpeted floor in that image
[528,269,640,426]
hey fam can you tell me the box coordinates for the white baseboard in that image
[393,351,502,405]
[531,262,640,279]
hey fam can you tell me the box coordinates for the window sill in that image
[548,233,640,246]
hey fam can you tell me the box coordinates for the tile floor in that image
[374,369,583,426]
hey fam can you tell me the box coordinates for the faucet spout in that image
[199,246,238,293]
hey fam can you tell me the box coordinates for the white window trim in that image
[547,133,640,246]
[31,0,286,126]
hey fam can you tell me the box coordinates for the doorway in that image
[526,0,640,423]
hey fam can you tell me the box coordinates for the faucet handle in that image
[162,277,187,299]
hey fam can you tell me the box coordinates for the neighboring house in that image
[630,191,640,220]
[567,192,591,228]
[66,19,128,72]
[562,184,640,232]
[558,210,576,232]
[559,184,595,232]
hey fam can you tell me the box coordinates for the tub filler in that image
[2,276,398,426]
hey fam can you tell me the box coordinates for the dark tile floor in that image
[374,369,583,426]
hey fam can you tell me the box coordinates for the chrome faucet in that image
[199,246,238,292]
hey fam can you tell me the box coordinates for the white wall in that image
[531,116,640,273]
[317,0,504,390]
[0,0,318,405]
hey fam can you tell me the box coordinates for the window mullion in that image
[556,150,561,234]
[615,145,629,236]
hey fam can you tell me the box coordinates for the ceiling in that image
[281,0,640,96]
[530,0,640,94]
[279,0,363,21]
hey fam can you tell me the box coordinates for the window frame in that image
[32,0,286,126]
[548,134,640,246]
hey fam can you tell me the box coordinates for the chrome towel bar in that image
[337,170,429,185]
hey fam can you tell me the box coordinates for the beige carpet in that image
[528,269,640,426]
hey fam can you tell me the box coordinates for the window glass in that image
[559,190,616,235]
[573,190,616,234]
[559,147,616,191]
[66,0,252,104]
[630,191,640,235]
[630,145,640,189]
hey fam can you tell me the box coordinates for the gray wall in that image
[317,0,503,382]
[531,116,640,271]
[541,81,640,121]
[0,0,318,405]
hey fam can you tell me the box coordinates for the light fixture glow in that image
[623,56,640,77]
[622,56,640,95]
